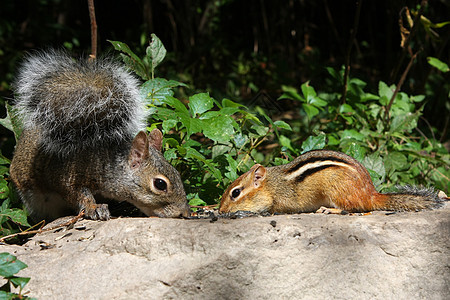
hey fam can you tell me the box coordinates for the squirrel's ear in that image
[251,164,266,188]
[147,129,163,152]
[130,131,150,168]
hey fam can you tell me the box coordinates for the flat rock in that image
[2,203,449,299]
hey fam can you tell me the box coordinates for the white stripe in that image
[285,161,354,180]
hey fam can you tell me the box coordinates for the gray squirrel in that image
[10,50,190,221]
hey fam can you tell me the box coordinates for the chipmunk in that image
[219,150,443,214]
[10,50,190,221]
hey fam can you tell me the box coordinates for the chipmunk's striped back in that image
[284,151,361,183]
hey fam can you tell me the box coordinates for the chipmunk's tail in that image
[372,186,445,211]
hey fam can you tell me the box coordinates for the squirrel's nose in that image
[180,204,191,218]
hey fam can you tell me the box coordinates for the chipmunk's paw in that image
[316,206,344,215]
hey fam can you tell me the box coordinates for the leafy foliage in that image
[114,35,449,207]
[0,151,29,239]
[0,252,34,299]
[112,36,294,206]
[279,70,449,192]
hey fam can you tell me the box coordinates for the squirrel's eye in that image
[231,188,241,199]
[154,178,168,192]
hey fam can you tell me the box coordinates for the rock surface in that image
[1,204,449,299]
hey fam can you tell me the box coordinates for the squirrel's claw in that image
[82,204,111,221]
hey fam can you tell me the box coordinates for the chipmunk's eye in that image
[231,187,241,199]
[154,178,168,192]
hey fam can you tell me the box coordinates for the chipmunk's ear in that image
[147,129,163,152]
[129,131,150,168]
[251,164,266,188]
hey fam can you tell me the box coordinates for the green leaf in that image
[189,198,207,207]
[163,95,189,112]
[362,154,385,183]
[302,103,319,119]
[344,143,366,162]
[1,199,10,211]
[224,154,239,181]
[233,133,248,148]
[9,276,30,290]
[164,138,179,148]
[0,115,13,133]
[1,103,23,140]
[211,144,231,158]
[427,57,450,72]
[0,209,30,227]
[301,134,326,153]
[326,67,342,81]
[108,40,147,79]
[184,147,206,160]
[300,81,316,101]
[0,153,10,166]
[200,111,221,119]
[309,97,327,107]
[202,115,235,143]
[410,95,425,103]
[389,112,419,133]
[0,181,9,200]
[349,77,367,88]
[155,107,178,121]
[147,33,167,77]
[273,121,292,131]
[0,253,27,278]
[160,96,202,136]
[361,93,379,102]
[339,104,355,114]
[120,54,148,80]
[185,118,203,138]
[279,135,296,152]
[163,148,177,160]
[109,40,141,61]
[340,129,366,141]
[0,290,14,298]
[141,78,187,104]
[184,147,223,181]
[250,124,269,137]
[278,85,304,102]
[162,119,179,133]
[378,81,394,105]
[427,20,450,29]
[219,107,241,117]
[222,99,245,108]
[384,152,408,174]
[188,93,214,116]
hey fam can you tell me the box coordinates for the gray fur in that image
[384,185,443,211]
[13,50,147,155]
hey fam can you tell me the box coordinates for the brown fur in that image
[219,150,442,214]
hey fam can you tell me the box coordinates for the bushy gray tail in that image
[380,186,444,211]
[13,50,147,155]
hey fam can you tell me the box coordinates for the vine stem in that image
[0,211,85,243]
[87,0,98,59]
[384,50,419,121]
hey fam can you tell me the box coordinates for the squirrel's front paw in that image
[83,204,111,220]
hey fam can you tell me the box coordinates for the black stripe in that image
[295,165,336,183]
[287,156,349,174]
